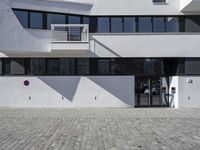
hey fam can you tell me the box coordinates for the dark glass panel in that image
[30,12,43,29]
[77,58,89,75]
[185,58,200,75]
[30,59,46,75]
[97,17,110,32]
[46,59,59,75]
[14,10,28,28]
[98,59,110,74]
[3,59,10,75]
[10,59,25,75]
[139,17,152,32]
[47,13,66,29]
[185,16,200,32]
[166,17,179,32]
[124,17,136,32]
[83,17,90,24]
[68,16,80,24]
[0,59,2,75]
[111,17,122,32]
[153,17,165,32]
[59,58,75,75]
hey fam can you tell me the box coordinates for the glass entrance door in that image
[135,77,169,107]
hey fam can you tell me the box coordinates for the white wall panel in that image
[0,76,134,107]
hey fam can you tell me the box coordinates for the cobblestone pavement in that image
[0,108,200,150]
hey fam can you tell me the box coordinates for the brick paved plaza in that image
[0,108,200,150]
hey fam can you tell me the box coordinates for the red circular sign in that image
[24,80,30,86]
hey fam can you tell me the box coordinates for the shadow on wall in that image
[88,76,134,106]
[38,76,133,106]
[38,76,81,102]
[92,38,121,57]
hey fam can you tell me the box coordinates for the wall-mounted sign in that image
[171,87,176,94]
[24,80,30,86]
[162,87,166,93]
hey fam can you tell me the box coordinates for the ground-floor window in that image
[0,58,200,76]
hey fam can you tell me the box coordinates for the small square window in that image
[153,0,167,3]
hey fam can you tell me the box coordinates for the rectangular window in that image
[98,59,110,74]
[77,59,89,75]
[185,16,200,32]
[14,10,28,28]
[111,17,123,32]
[10,59,25,75]
[83,17,90,24]
[153,17,165,32]
[59,58,75,75]
[97,17,110,33]
[30,12,43,29]
[166,17,179,32]
[68,16,81,41]
[47,13,66,29]
[124,17,136,32]
[30,59,46,75]
[138,17,152,32]
[46,59,59,75]
[3,59,10,75]
[0,59,2,75]
[153,0,166,2]
[185,58,200,75]
[68,16,81,24]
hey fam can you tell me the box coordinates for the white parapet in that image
[51,24,90,51]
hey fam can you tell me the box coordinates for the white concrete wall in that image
[178,76,200,108]
[0,76,134,108]
[169,76,179,108]
[169,76,200,108]
[90,34,200,57]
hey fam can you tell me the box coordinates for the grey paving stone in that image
[0,107,200,150]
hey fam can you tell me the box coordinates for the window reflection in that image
[98,17,110,32]
[47,13,66,29]
[124,17,136,32]
[153,17,165,32]
[14,10,28,28]
[111,17,122,32]
[139,17,152,32]
[30,12,43,29]
[166,17,179,32]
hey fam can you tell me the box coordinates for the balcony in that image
[181,0,200,12]
[51,24,89,52]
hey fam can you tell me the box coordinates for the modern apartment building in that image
[0,0,200,108]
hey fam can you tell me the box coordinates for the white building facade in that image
[0,0,200,108]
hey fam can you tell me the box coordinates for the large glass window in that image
[98,59,110,74]
[77,59,89,75]
[111,17,123,32]
[153,17,165,32]
[138,17,152,32]
[46,59,59,75]
[30,12,43,29]
[30,59,46,75]
[68,16,81,41]
[68,16,81,24]
[97,17,110,32]
[14,10,28,28]
[166,17,179,32]
[83,17,90,24]
[47,13,66,29]
[10,59,25,75]
[185,16,200,32]
[124,17,136,32]
[185,58,200,75]
[0,59,2,75]
[60,58,75,75]
[3,59,10,75]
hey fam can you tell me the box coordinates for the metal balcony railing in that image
[51,24,89,43]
